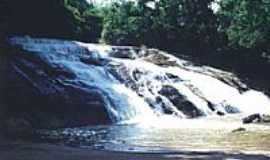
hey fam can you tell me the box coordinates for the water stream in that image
[9,36,270,155]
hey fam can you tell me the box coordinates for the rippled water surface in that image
[40,114,270,155]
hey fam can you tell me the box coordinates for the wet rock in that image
[109,47,140,59]
[242,113,262,124]
[2,118,33,138]
[207,101,216,111]
[80,56,108,66]
[262,114,270,123]
[241,113,270,124]
[217,111,225,116]
[232,127,246,133]
[224,104,240,114]
[166,73,183,82]
[143,50,177,67]
[1,45,111,130]
[158,85,203,117]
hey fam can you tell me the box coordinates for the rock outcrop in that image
[0,46,111,130]
[242,113,270,124]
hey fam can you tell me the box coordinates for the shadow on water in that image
[0,143,270,160]
[157,151,270,160]
[34,119,270,160]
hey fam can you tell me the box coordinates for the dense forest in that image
[0,0,103,42]
[1,0,269,54]
[1,0,270,91]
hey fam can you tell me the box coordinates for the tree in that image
[218,0,270,55]
[102,0,219,54]
[102,1,142,45]
[157,0,219,53]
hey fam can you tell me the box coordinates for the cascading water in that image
[8,36,270,155]
[9,36,270,125]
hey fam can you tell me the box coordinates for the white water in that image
[9,36,270,125]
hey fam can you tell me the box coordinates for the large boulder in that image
[242,114,270,124]
[242,113,262,124]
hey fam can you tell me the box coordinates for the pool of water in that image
[38,114,270,155]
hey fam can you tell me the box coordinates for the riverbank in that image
[0,136,270,160]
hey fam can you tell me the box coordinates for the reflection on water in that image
[88,125,270,154]
[39,114,270,155]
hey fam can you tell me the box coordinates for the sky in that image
[86,0,121,5]
[87,0,220,12]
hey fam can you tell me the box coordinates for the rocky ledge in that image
[0,43,111,135]
[242,113,270,124]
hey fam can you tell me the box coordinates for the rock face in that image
[242,114,270,124]
[242,114,262,124]
[0,46,111,130]
[158,85,203,117]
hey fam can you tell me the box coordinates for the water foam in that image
[9,36,270,125]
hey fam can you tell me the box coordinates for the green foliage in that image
[218,0,270,53]
[101,1,141,45]
[1,0,103,42]
[157,0,219,52]
[2,0,270,57]
[101,0,219,53]
[65,0,90,13]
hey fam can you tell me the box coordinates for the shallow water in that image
[39,114,270,155]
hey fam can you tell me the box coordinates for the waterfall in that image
[9,36,270,124]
